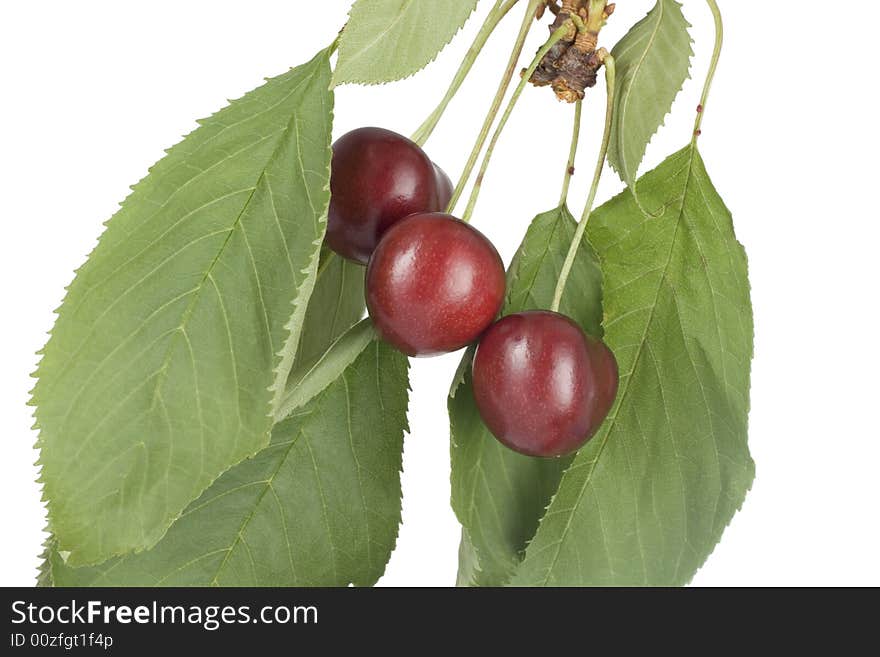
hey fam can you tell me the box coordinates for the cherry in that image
[366,213,506,357]
[471,310,619,457]
[326,127,443,264]
[434,163,454,211]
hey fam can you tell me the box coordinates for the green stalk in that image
[559,100,583,206]
[447,0,543,214]
[411,0,521,147]
[461,22,571,222]
[550,55,616,312]
[693,0,723,141]
[329,33,341,56]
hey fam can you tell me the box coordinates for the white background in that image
[2,1,878,587]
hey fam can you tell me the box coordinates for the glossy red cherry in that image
[434,163,454,210]
[366,213,506,357]
[326,127,442,264]
[471,310,619,457]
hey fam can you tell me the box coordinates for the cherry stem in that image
[447,0,543,215]
[461,23,570,223]
[551,54,616,313]
[559,100,583,206]
[693,0,723,141]
[411,0,521,147]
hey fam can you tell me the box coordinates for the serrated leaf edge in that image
[609,0,694,198]
[30,49,335,567]
[332,0,479,87]
[508,144,754,586]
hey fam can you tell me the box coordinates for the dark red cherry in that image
[326,127,442,264]
[471,310,619,457]
[366,213,506,357]
[433,163,454,211]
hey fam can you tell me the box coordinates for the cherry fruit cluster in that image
[326,127,619,457]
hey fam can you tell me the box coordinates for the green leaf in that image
[36,542,53,588]
[334,0,479,86]
[449,206,603,585]
[47,333,410,587]
[33,48,336,566]
[291,248,365,376]
[608,0,692,195]
[280,319,376,419]
[37,241,367,587]
[455,530,480,587]
[510,145,754,586]
[504,208,604,339]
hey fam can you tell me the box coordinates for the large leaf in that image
[608,0,692,194]
[46,330,409,587]
[333,0,479,86]
[449,206,603,585]
[33,48,336,566]
[510,145,754,586]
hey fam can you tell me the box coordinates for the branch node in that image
[528,1,615,103]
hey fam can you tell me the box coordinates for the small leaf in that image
[449,206,603,585]
[333,0,479,86]
[607,0,692,195]
[48,331,410,587]
[510,145,754,586]
[505,207,604,338]
[33,48,336,565]
[280,319,376,418]
[455,529,480,587]
[291,248,365,377]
